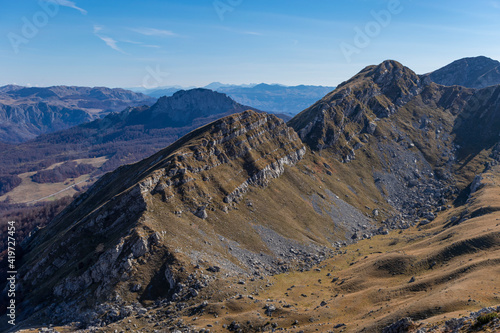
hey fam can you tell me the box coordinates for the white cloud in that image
[97,36,124,53]
[121,40,160,49]
[242,31,262,36]
[491,1,500,9]
[93,24,127,54]
[130,28,177,37]
[51,0,88,15]
[122,40,143,45]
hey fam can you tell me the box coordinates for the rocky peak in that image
[427,56,500,88]
[149,88,251,126]
[288,60,426,155]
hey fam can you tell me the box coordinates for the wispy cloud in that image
[217,26,264,36]
[51,0,88,15]
[491,1,500,9]
[130,28,177,37]
[93,25,103,34]
[93,25,127,54]
[97,36,126,53]
[242,31,262,36]
[122,39,143,45]
[121,40,161,49]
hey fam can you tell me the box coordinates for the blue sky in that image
[0,0,499,88]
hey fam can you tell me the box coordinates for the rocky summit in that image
[4,59,500,332]
[427,56,500,89]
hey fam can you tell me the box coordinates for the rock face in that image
[0,85,155,143]
[146,88,255,127]
[15,110,312,326]
[427,56,500,89]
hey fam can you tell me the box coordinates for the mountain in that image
[427,56,500,88]
[0,85,156,143]
[3,60,500,332]
[140,83,335,116]
[0,89,264,201]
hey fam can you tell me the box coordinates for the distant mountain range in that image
[0,85,155,143]
[136,83,336,116]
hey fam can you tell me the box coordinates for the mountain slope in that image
[0,85,155,143]
[288,60,500,221]
[427,56,500,88]
[9,111,352,327]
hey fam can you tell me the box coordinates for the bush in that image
[475,312,498,326]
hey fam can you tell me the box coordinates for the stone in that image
[367,121,377,135]
[132,238,148,258]
[194,206,208,219]
[264,304,276,316]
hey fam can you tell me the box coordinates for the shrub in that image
[475,312,498,326]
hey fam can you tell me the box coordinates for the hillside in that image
[0,85,155,143]
[427,56,500,88]
[3,60,500,332]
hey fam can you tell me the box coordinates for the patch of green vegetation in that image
[474,312,498,327]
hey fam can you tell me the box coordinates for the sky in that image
[0,0,499,89]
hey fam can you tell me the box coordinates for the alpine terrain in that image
[2,59,500,333]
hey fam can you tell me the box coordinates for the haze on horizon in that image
[0,0,499,89]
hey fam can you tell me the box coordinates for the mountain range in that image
[2,57,500,332]
[0,85,155,143]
